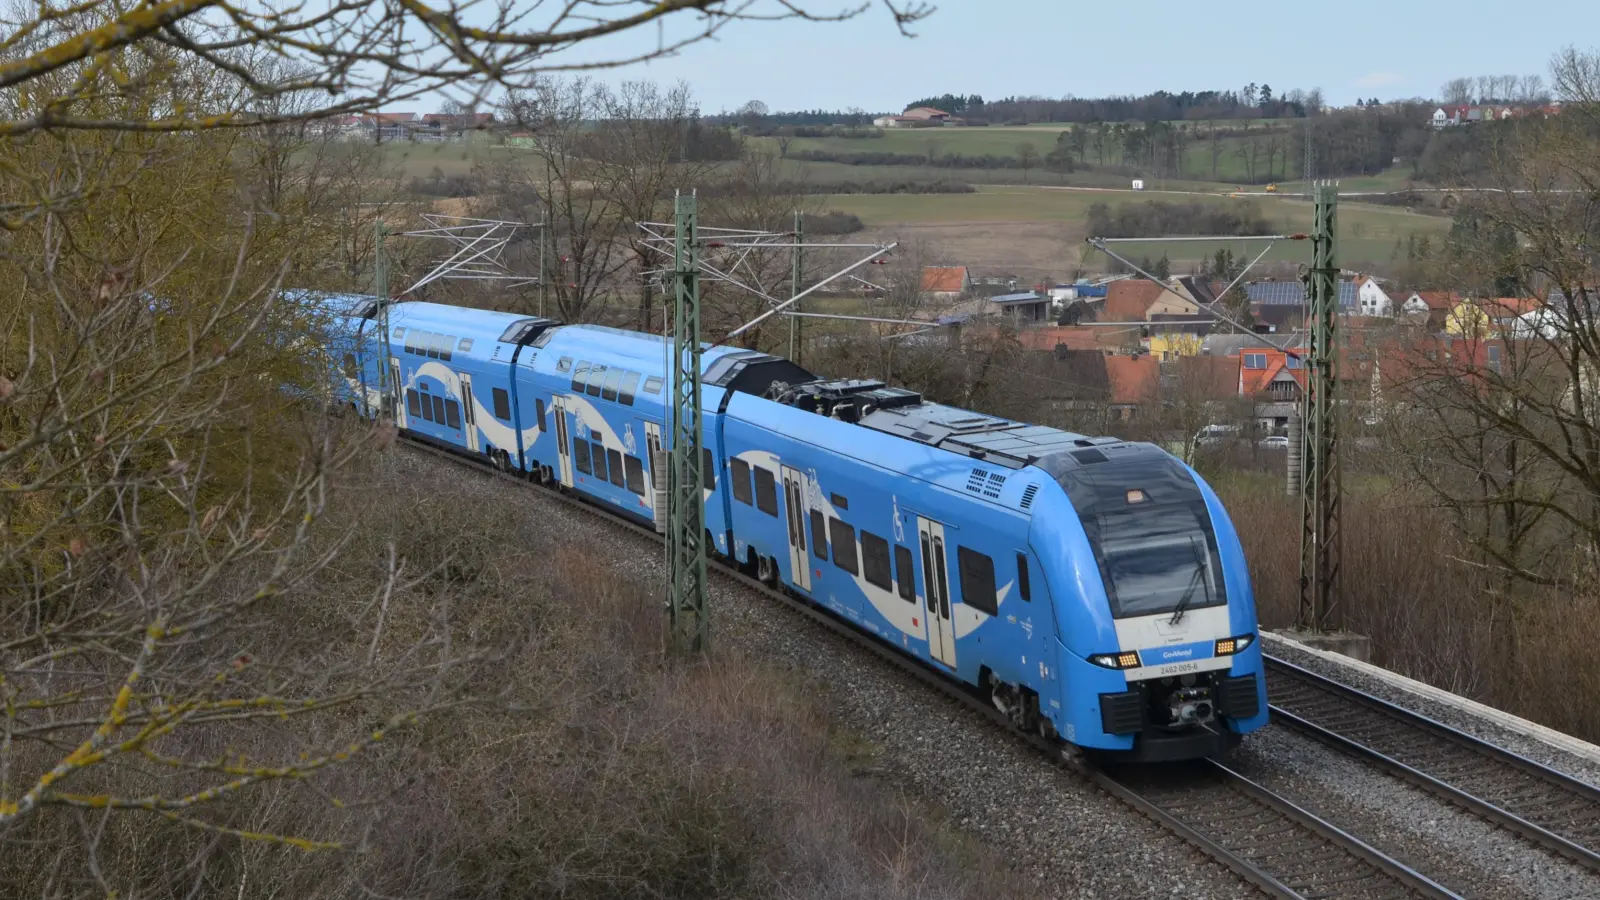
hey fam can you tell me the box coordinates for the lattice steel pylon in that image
[1298,183,1343,632]
[667,193,709,654]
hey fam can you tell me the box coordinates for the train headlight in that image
[1214,633,1256,656]
[1088,651,1141,670]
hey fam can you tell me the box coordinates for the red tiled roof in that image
[1238,348,1308,397]
[1104,355,1159,405]
[1017,326,1104,352]
[1412,291,1459,311]
[1485,296,1540,317]
[920,266,969,293]
[1103,280,1164,321]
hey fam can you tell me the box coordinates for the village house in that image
[919,266,972,302]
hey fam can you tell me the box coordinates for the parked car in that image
[1259,435,1290,450]
[1194,424,1242,447]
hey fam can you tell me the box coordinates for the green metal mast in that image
[375,219,392,420]
[668,193,709,654]
[788,211,805,363]
[1298,183,1343,631]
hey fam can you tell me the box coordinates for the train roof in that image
[280,289,381,321]
[538,325,815,395]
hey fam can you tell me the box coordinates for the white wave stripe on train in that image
[410,361,541,450]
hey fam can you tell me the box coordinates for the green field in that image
[824,185,1448,265]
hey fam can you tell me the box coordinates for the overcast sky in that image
[543,0,1598,114]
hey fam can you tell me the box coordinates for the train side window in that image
[392,327,406,340]
[590,441,608,483]
[458,338,473,353]
[861,531,892,590]
[809,510,828,560]
[403,331,416,354]
[753,467,778,517]
[440,336,453,362]
[643,376,663,394]
[607,449,625,488]
[624,455,646,495]
[828,518,858,575]
[1016,553,1031,602]
[342,353,357,379]
[957,547,998,616]
[431,395,447,424]
[599,369,620,402]
[585,366,606,397]
[557,357,572,372]
[417,389,435,422]
[571,361,589,392]
[426,333,440,360]
[894,545,916,602]
[573,439,592,475]
[492,387,511,420]
[703,448,716,491]
[535,398,546,429]
[730,457,752,505]
[445,399,462,429]
[406,389,422,417]
[619,371,641,406]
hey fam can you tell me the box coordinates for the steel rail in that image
[391,434,1471,898]
[1266,656,1600,874]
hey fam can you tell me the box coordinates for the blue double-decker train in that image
[300,290,1267,762]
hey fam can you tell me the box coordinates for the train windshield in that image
[1057,459,1227,619]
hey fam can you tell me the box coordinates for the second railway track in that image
[400,436,1473,899]
[1267,657,1600,874]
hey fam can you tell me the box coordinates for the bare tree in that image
[1016,141,1039,183]
[1442,77,1475,105]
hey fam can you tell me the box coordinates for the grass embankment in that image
[0,450,1022,899]
[1215,471,1600,743]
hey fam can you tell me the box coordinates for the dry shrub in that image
[1220,473,1600,741]
[16,457,1021,898]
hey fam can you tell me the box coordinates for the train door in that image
[918,517,956,668]
[389,358,406,428]
[781,466,811,593]
[459,373,480,453]
[551,396,573,487]
[644,422,664,523]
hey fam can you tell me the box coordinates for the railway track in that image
[1267,657,1600,875]
[398,437,1463,899]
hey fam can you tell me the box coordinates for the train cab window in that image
[439,336,453,362]
[601,369,622,402]
[445,399,462,429]
[643,376,663,394]
[730,458,753,505]
[894,545,916,602]
[342,353,358,379]
[607,449,625,488]
[573,439,592,475]
[810,510,828,560]
[828,518,858,575]
[619,372,641,406]
[753,467,778,517]
[457,338,473,354]
[406,389,422,418]
[535,399,546,429]
[557,357,573,373]
[957,547,998,616]
[431,395,447,424]
[585,366,606,397]
[1016,553,1031,601]
[703,448,716,491]
[571,362,589,392]
[590,441,608,483]
[492,388,511,420]
[861,531,892,590]
[624,455,646,495]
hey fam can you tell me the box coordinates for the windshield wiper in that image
[1168,542,1210,626]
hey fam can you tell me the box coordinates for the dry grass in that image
[0,454,1027,898]
[1218,473,1600,742]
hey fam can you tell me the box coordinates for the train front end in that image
[1031,442,1268,762]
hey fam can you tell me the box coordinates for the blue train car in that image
[293,293,1266,762]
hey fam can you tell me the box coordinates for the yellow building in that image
[1148,332,1203,360]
